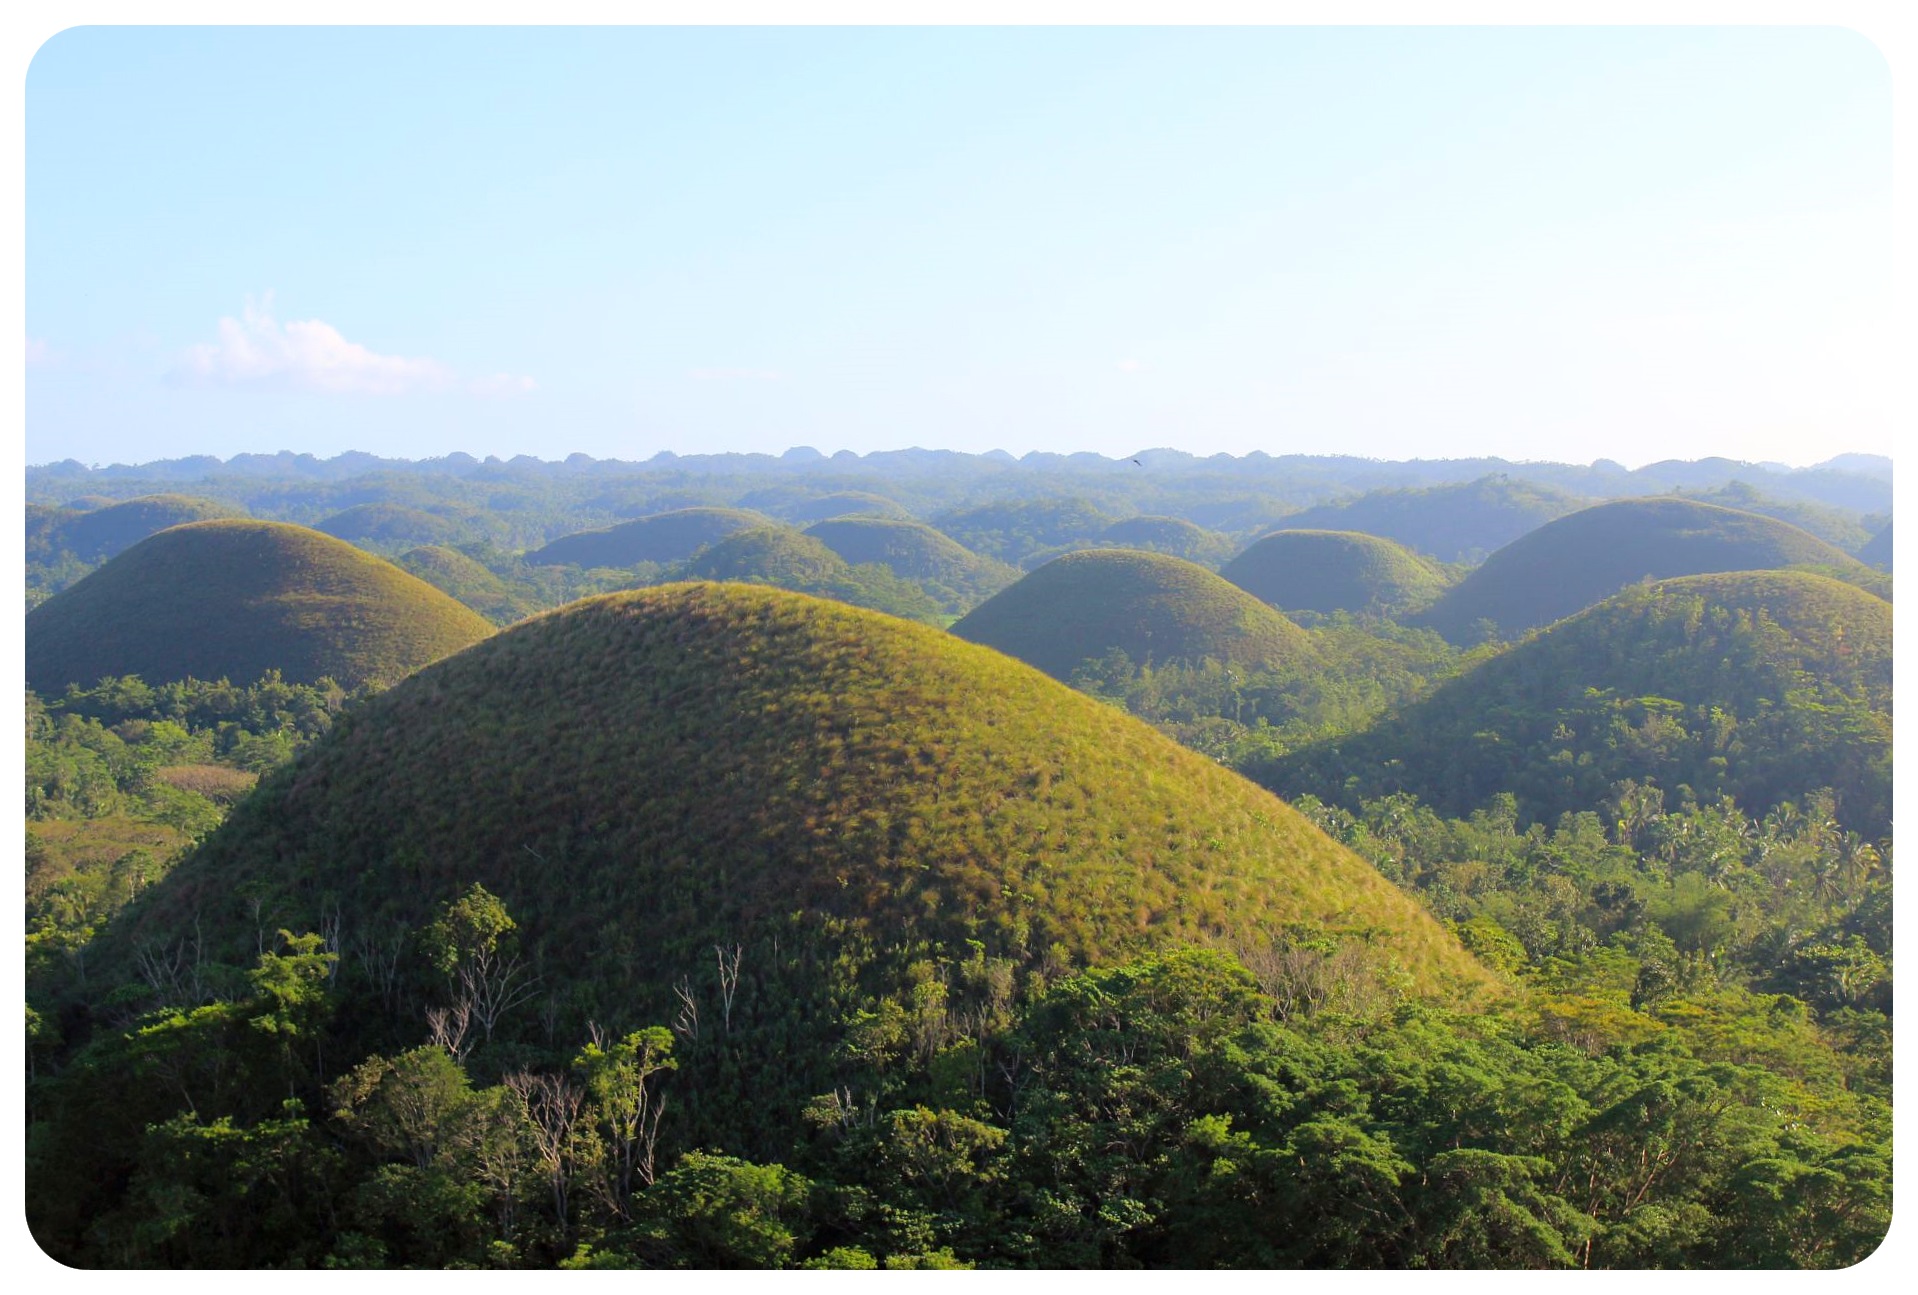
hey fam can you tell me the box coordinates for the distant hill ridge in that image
[26,519,496,694]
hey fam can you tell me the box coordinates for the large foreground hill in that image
[25,520,496,694]
[101,582,1482,1001]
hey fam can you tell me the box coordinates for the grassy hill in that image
[1858,522,1891,570]
[783,490,912,523]
[1274,475,1586,563]
[933,497,1117,567]
[26,520,496,694]
[51,493,248,562]
[1415,498,1865,642]
[681,525,946,622]
[804,516,1018,612]
[90,580,1491,1015]
[316,502,464,549]
[1221,529,1451,617]
[952,549,1316,680]
[397,544,537,624]
[529,506,772,567]
[1095,515,1237,566]
[1263,570,1892,836]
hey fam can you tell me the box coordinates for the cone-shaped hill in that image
[93,581,1492,1033]
[684,525,852,584]
[804,516,1018,611]
[316,502,464,549]
[1264,570,1892,836]
[681,526,946,623]
[1097,515,1236,566]
[1222,529,1451,617]
[528,507,771,567]
[26,520,496,695]
[1414,498,1865,642]
[398,544,537,624]
[1275,474,1586,564]
[52,493,247,562]
[783,490,912,523]
[951,549,1316,680]
[1859,523,1891,570]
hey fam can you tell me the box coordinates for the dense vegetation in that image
[952,549,1317,681]
[26,521,497,695]
[19,449,1895,1270]
[932,498,1117,568]
[1263,572,1892,838]
[1416,499,1866,642]
[1273,475,1586,564]
[1092,514,1237,566]
[527,507,773,567]
[27,673,354,975]
[1221,529,1451,618]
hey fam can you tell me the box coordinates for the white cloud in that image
[170,297,533,397]
[26,337,62,368]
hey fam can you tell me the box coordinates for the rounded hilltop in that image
[97,579,1491,1027]
[316,502,465,549]
[1096,515,1236,566]
[1221,529,1451,617]
[1415,497,1868,641]
[528,506,772,567]
[804,515,1017,610]
[782,490,911,523]
[49,493,248,562]
[951,548,1315,679]
[1268,570,1892,836]
[26,519,496,694]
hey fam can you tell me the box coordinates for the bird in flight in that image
[1131,458,1143,467]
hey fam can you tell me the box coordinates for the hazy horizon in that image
[27,27,1895,468]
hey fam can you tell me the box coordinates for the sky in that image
[23,25,1896,468]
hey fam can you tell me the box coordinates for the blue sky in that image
[24,25,1894,467]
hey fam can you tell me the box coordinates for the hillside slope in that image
[1265,571,1892,835]
[26,520,496,694]
[952,549,1316,679]
[528,506,772,567]
[1415,498,1864,642]
[397,544,537,624]
[1275,475,1585,563]
[804,516,1017,611]
[50,493,248,562]
[98,582,1489,1008]
[1222,529,1451,617]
